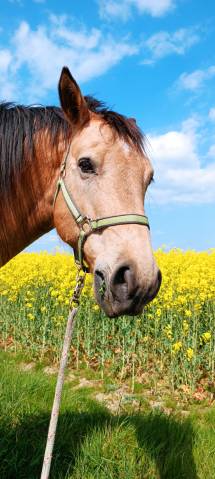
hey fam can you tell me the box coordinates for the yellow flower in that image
[186,348,194,361]
[27,313,35,320]
[164,324,173,340]
[51,290,58,297]
[172,341,182,353]
[183,320,189,334]
[201,331,211,343]
[93,304,100,312]
[57,294,64,302]
[26,302,33,308]
[185,309,192,318]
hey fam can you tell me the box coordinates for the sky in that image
[0,0,214,252]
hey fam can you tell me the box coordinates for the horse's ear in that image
[58,67,90,127]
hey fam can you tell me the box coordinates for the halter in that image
[54,145,150,272]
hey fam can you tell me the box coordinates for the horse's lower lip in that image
[95,289,145,318]
[101,302,144,318]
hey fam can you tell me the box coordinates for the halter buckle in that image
[79,217,92,235]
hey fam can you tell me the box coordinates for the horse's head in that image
[54,67,161,317]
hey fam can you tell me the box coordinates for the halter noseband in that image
[54,146,150,272]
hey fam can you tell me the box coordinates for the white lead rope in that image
[40,270,86,479]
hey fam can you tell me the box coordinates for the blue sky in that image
[1,0,214,252]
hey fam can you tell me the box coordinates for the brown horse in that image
[0,67,161,317]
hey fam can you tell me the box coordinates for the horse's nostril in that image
[112,266,130,285]
[94,269,106,298]
[111,264,136,299]
[95,269,105,281]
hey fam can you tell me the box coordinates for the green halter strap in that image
[54,149,150,272]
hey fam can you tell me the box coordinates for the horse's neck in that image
[0,146,62,267]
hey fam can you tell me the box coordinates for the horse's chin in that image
[101,303,144,318]
[94,290,145,318]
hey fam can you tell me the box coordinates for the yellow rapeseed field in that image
[0,249,215,391]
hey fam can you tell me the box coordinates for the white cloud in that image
[0,49,12,72]
[207,144,215,158]
[149,131,198,168]
[177,65,215,91]
[147,117,215,204]
[99,0,131,21]
[0,16,137,101]
[143,28,200,63]
[0,49,17,99]
[98,0,174,21]
[209,107,215,122]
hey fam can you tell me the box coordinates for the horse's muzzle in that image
[94,263,162,318]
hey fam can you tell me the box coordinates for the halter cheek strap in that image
[54,155,150,272]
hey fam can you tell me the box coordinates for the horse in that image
[0,66,161,317]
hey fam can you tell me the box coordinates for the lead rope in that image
[40,267,86,479]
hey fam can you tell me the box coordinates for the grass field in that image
[0,250,215,477]
[0,250,215,391]
[0,250,215,394]
[0,350,215,479]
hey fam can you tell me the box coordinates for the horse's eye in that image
[78,157,95,174]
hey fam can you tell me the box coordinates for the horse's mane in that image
[85,96,144,152]
[0,97,144,197]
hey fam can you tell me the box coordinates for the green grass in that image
[0,351,215,478]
